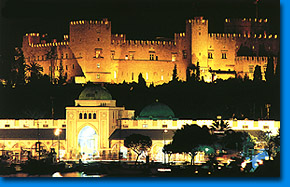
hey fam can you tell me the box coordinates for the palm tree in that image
[211,119,231,134]
[26,61,43,81]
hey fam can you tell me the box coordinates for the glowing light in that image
[157,168,171,172]
[54,128,62,136]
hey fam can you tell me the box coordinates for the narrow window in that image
[114,71,117,79]
[95,48,102,58]
[93,113,96,119]
[172,53,177,62]
[208,52,213,59]
[125,55,129,60]
[155,56,158,60]
[84,113,87,119]
[97,74,100,79]
[150,54,154,60]
[222,53,227,59]
[79,113,83,119]
[66,54,68,59]
[72,64,75,69]
[66,65,68,70]
[89,113,92,119]
[97,63,100,68]
[132,72,134,80]
[182,50,187,59]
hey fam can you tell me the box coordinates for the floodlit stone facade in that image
[21,17,279,84]
[0,86,280,163]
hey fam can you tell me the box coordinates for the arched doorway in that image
[78,126,98,160]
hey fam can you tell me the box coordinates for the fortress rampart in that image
[21,17,279,84]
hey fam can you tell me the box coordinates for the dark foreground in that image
[0,157,280,177]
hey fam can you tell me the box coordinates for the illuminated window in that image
[143,124,148,128]
[97,63,100,68]
[125,55,129,60]
[172,53,177,62]
[150,54,154,60]
[208,52,213,59]
[161,75,164,80]
[89,113,92,119]
[93,113,96,119]
[79,113,83,119]
[95,48,102,58]
[146,72,148,80]
[249,65,254,73]
[222,53,227,59]
[130,54,134,60]
[84,113,87,119]
[263,125,269,129]
[111,51,115,59]
[114,71,117,79]
[182,50,187,59]
[97,74,100,79]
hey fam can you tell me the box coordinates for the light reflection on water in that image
[0,172,105,177]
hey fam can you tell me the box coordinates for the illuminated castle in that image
[22,17,279,84]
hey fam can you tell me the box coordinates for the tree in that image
[11,47,27,85]
[57,60,67,85]
[172,64,178,81]
[265,56,274,82]
[253,65,262,81]
[26,61,44,82]
[124,134,152,164]
[164,124,213,164]
[45,47,57,82]
[138,73,146,87]
[211,119,231,132]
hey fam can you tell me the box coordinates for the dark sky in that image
[0,0,280,55]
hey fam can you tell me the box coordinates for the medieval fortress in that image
[22,17,279,84]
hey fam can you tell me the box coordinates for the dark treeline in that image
[0,76,280,120]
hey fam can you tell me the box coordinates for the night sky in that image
[0,0,280,51]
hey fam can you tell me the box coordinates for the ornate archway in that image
[78,126,98,160]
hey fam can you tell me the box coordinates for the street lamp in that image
[54,128,62,162]
[163,129,168,164]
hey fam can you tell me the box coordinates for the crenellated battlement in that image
[209,33,278,40]
[111,39,176,47]
[174,33,186,39]
[225,18,268,24]
[235,56,277,63]
[187,17,208,25]
[70,18,110,25]
[29,41,69,48]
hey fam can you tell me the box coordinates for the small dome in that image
[79,85,112,100]
[139,101,175,119]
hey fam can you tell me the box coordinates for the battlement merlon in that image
[186,17,208,25]
[70,18,111,26]
[111,39,176,48]
[225,18,268,24]
[235,56,277,64]
[208,33,278,40]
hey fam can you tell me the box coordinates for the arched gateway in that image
[65,85,135,159]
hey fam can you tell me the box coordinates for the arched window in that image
[79,113,83,119]
[89,113,92,119]
[93,113,96,119]
[84,113,87,119]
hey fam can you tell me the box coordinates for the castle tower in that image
[69,19,115,83]
[186,17,209,74]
